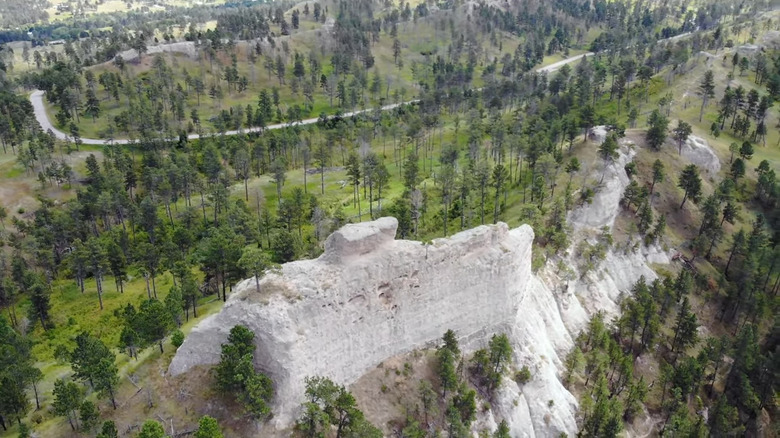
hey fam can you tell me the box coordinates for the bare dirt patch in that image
[351,349,438,434]
[102,361,258,438]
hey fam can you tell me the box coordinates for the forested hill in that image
[0,0,778,436]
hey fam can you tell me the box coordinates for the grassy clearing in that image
[43,0,230,24]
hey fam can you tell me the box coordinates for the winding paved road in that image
[30,52,592,145]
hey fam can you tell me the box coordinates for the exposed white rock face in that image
[481,138,671,437]
[569,141,636,232]
[114,41,198,63]
[737,44,760,55]
[171,218,579,435]
[561,139,673,329]
[588,125,608,144]
[760,31,780,50]
[681,135,721,176]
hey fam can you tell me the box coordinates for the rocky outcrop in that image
[760,31,780,50]
[682,135,721,176]
[171,218,579,435]
[113,41,198,63]
[737,44,760,55]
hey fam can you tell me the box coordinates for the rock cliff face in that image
[170,217,580,435]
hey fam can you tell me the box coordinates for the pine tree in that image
[738,141,754,160]
[646,110,669,150]
[79,400,99,433]
[637,201,653,235]
[239,247,272,294]
[28,281,51,330]
[52,379,82,431]
[84,88,100,122]
[677,164,703,209]
[214,325,273,418]
[598,133,619,183]
[650,159,665,195]
[441,330,460,357]
[672,120,692,155]
[96,421,118,438]
[105,240,127,293]
[494,420,510,438]
[698,70,716,122]
[437,347,458,399]
[671,296,698,355]
[138,420,166,438]
[491,164,507,222]
[721,202,739,226]
[195,416,223,438]
[135,299,174,353]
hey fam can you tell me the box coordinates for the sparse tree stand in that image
[471,333,513,393]
[296,376,381,438]
[677,164,703,209]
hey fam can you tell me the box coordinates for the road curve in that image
[29,52,591,145]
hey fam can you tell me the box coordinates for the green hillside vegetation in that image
[0,0,778,436]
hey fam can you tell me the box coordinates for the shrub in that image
[624,161,637,178]
[171,330,185,348]
[515,366,531,384]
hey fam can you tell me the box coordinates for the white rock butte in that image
[170,217,579,436]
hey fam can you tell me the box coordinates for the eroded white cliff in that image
[170,217,582,435]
